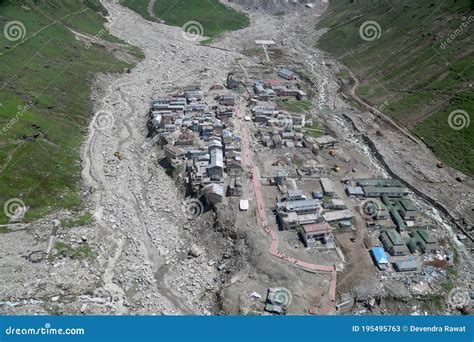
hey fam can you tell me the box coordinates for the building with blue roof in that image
[370,247,389,270]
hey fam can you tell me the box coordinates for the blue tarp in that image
[371,247,389,264]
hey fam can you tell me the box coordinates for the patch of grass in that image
[154,0,249,43]
[357,85,371,97]
[277,99,313,113]
[0,1,134,224]
[316,0,474,175]
[61,212,93,228]
[413,94,474,175]
[242,47,263,57]
[55,241,94,259]
[304,123,325,138]
[419,294,445,311]
[0,227,11,234]
[121,0,249,43]
[119,0,156,22]
[337,69,350,80]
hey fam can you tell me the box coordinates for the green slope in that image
[0,0,136,223]
[120,0,249,42]
[316,0,474,176]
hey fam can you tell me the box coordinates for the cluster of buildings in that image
[346,178,440,272]
[249,68,316,150]
[273,175,354,248]
[371,227,439,272]
[153,86,243,206]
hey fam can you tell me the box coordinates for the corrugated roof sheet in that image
[371,247,388,264]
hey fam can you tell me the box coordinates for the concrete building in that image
[379,230,409,256]
[320,178,335,197]
[301,222,332,247]
[229,176,242,197]
[280,212,321,229]
[315,135,337,148]
[207,149,224,178]
[357,179,403,188]
[277,199,320,215]
[413,229,438,253]
[363,186,409,198]
[287,189,306,201]
[389,207,406,231]
[203,183,224,205]
[393,258,420,272]
[322,210,354,224]
[219,96,235,106]
[277,68,297,80]
[398,199,417,219]
[164,144,184,160]
[346,186,364,197]
[323,198,347,210]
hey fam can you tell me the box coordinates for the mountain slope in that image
[316,0,474,176]
[120,0,249,42]
[0,0,138,223]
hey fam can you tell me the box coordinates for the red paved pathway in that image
[236,99,338,312]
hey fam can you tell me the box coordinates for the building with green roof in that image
[413,229,438,253]
[380,229,410,256]
[398,199,417,220]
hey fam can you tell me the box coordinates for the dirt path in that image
[347,70,423,146]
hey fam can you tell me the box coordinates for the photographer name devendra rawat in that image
[410,325,466,333]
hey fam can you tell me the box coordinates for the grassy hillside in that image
[316,0,474,176]
[0,0,135,223]
[120,0,249,42]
